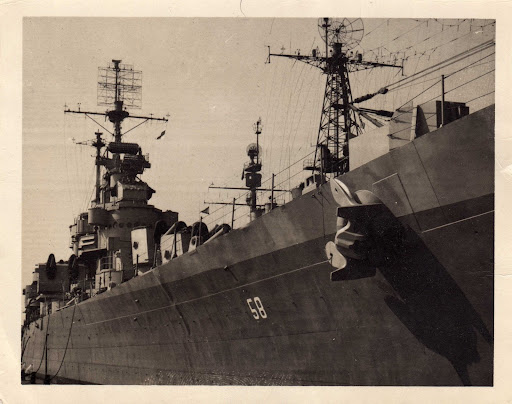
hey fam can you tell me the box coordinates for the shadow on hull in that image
[337,214,493,385]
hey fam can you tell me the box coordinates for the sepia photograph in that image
[18,16,496,388]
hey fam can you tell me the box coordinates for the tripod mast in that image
[268,18,401,179]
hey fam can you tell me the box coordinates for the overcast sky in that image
[22,17,495,287]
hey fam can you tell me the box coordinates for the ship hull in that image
[22,105,494,385]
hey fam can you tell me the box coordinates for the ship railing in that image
[100,256,114,270]
[303,159,319,171]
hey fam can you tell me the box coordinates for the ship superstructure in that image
[24,60,177,328]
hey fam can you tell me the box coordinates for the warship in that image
[22,18,494,386]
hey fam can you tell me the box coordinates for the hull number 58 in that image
[246,297,267,319]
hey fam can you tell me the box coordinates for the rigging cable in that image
[80,165,96,214]
[206,149,316,225]
[207,57,284,224]
[365,19,493,64]
[291,66,320,156]
[33,314,49,374]
[262,50,279,157]
[403,48,423,113]
[366,20,427,54]
[279,61,307,177]
[386,40,494,91]
[384,54,494,96]
[63,113,76,216]
[387,71,494,140]
[21,335,31,361]
[445,51,495,79]
[287,63,311,147]
[280,62,306,168]
[285,63,311,183]
[268,60,289,176]
[447,69,495,94]
[466,90,495,104]
[409,21,494,57]
[49,302,77,382]
[398,20,467,56]
[362,19,389,39]
[390,50,495,122]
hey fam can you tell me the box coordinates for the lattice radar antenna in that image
[65,59,167,150]
[318,18,364,50]
[97,61,142,109]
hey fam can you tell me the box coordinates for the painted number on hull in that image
[246,297,267,320]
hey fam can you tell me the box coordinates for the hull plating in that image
[22,106,494,385]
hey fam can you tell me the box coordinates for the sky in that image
[21,17,496,288]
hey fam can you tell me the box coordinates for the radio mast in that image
[65,60,168,205]
[267,18,402,179]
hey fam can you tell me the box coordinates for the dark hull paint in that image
[23,105,494,385]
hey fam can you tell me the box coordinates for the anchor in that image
[326,179,404,281]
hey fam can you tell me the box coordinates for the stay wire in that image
[386,40,494,91]
[366,20,427,53]
[34,314,49,373]
[390,50,495,121]
[390,58,493,94]
[362,19,389,39]
[205,149,316,221]
[49,302,77,382]
[387,76,494,140]
[466,90,495,104]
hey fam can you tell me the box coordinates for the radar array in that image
[65,60,168,205]
[205,19,494,231]
[65,60,167,143]
[267,18,402,178]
